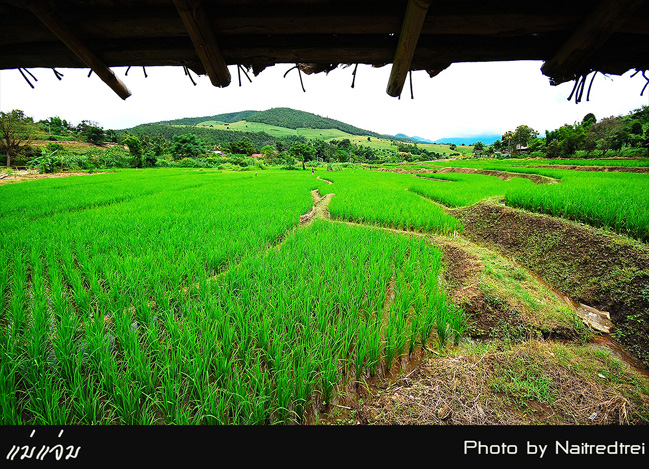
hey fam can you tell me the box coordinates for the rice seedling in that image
[318,170,462,234]
[410,172,537,208]
[0,168,466,424]
[505,171,649,242]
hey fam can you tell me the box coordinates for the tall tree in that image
[586,116,625,157]
[289,142,315,170]
[501,131,515,154]
[0,110,33,167]
[582,113,597,127]
[123,135,143,167]
[227,136,257,156]
[170,133,206,159]
[77,120,105,145]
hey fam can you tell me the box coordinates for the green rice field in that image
[1,164,647,424]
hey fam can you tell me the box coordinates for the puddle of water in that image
[524,268,648,377]
[591,335,649,380]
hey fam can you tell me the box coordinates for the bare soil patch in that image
[436,166,558,184]
[350,340,649,425]
[378,166,558,184]
[532,164,649,173]
[0,170,103,186]
[299,189,334,226]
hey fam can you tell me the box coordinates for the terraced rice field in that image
[1,165,647,426]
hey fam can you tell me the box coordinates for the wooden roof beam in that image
[386,0,432,97]
[541,0,647,84]
[173,0,231,88]
[25,0,131,100]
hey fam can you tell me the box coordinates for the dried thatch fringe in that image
[237,64,252,87]
[283,64,305,92]
[630,69,649,96]
[183,65,197,86]
[18,68,34,88]
[567,70,605,104]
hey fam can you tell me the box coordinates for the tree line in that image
[1,108,443,171]
[473,107,649,158]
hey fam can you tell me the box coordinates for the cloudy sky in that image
[0,60,647,141]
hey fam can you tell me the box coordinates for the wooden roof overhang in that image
[1,0,648,100]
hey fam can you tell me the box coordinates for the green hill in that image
[124,107,468,157]
[158,107,388,139]
[157,110,258,127]
[243,107,381,137]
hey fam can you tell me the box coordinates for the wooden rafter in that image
[2,0,649,96]
[173,0,231,88]
[24,0,131,100]
[386,0,432,97]
[541,0,647,84]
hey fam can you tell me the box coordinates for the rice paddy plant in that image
[410,172,537,208]
[26,374,70,425]
[0,168,466,424]
[354,322,369,380]
[449,304,467,346]
[366,324,382,377]
[319,170,462,234]
[245,361,273,425]
[435,303,450,348]
[0,357,21,424]
[319,341,339,406]
[274,355,296,423]
[505,171,649,242]
[383,319,397,373]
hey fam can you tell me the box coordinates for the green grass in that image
[194,119,467,155]
[378,158,649,242]
[317,169,462,234]
[0,168,462,424]
[197,120,355,141]
[505,171,649,242]
[1,164,645,426]
[392,157,649,170]
[410,172,538,207]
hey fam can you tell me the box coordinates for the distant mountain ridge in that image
[157,107,395,139]
[396,133,501,146]
[433,135,501,145]
[151,107,496,146]
[396,133,435,144]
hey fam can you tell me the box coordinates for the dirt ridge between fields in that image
[377,166,559,184]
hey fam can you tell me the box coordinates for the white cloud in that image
[1,61,647,141]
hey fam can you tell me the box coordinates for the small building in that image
[516,144,529,154]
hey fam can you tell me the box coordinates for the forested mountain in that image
[155,107,387,138]
[243,107,381,137]
[118,123,306,150]
[156,110,259,126]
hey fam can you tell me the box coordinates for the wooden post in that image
[173,0,231,88]
[25,0,131,100]
[386,0,432,97]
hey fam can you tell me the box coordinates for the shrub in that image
[98,147,132,168]
[29,148,64,173]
